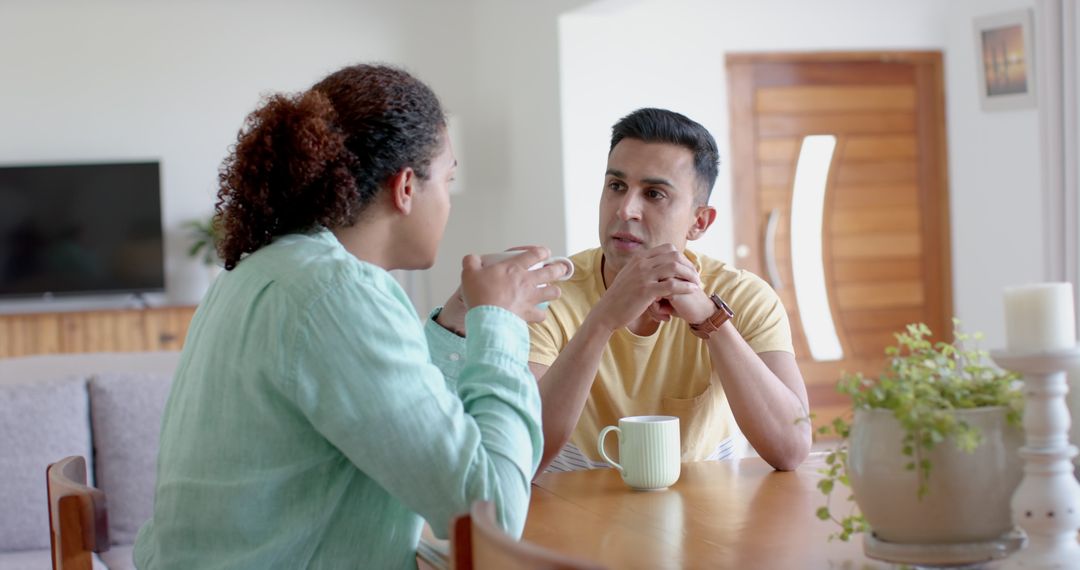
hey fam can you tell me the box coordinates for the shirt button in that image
[449,353,461,361]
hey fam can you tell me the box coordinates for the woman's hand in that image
[460,246,563,323]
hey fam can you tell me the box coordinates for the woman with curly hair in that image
[133,64,562,569]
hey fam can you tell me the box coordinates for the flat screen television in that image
[0,161,164,299]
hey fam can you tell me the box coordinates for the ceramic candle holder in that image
[991,347,1080,569]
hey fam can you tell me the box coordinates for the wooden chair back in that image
[46,456,109,570]
[451,501,605,570]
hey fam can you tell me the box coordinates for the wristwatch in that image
[689,294,735,339]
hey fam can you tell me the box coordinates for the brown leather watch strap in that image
[689,294,735,339]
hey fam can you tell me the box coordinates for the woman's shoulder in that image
[240,230,406,310]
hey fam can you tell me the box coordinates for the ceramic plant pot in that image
[847,407,1023,544]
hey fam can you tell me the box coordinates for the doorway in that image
[726,52,953,432]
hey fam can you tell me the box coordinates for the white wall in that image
[944,0,1043,346]
[0,0,1051,347]
[559,0,1044,347]
[0,0,591,317]
[413,0,591,313]
[0,0,415,308]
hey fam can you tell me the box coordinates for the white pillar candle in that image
[1003,282,1077,352]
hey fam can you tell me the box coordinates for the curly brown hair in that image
[215,64,445,270]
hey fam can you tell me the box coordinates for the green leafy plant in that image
[184,213,223,267]
[814,320,1023,541]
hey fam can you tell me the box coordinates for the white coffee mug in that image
[479,250,574,281]
[598,415,681,490]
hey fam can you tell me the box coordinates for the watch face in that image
[712,294,734,318]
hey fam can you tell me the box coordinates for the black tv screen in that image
[0,161,164,298]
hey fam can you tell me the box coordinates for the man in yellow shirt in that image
[528,108,811,472]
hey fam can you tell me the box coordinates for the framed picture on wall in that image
[974,9,1036,111]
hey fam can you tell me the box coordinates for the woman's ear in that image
[388,167,417,215]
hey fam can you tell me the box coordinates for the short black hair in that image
[609,108,719,203]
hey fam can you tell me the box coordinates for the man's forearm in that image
[705,324,811,471]
[532,316,614,472]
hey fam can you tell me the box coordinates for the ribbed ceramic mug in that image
[597,415,681,490]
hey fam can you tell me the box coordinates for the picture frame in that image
[974,9,1036,111]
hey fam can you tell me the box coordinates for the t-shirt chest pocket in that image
[660,382,725,461]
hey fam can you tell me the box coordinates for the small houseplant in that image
[183,213,223,268]
[816,321,1024,545]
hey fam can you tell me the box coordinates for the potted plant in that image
[183,213,223,267]
[816,321,1024,549]
[183,213,225,291]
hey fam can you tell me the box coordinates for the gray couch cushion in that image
[89,372,173,546]
[0,375,92,551]
[0,549,108,570]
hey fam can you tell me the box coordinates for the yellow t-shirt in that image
[529,247,793,462]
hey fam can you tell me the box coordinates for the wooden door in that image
[726,52,952,433]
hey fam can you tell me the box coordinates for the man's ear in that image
[686,204,717,241]
[387,167,417,215]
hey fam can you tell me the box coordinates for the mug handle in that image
[545,257,575,281]
[597,426,623,473]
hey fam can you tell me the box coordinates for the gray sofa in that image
[0,352,181,570]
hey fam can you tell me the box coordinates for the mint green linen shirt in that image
[133,229,542,570]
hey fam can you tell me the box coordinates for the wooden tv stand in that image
[0,305,197,359]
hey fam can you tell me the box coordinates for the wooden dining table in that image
[521,453,893,569]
